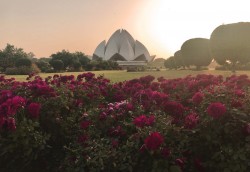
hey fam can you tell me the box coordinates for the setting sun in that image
[134,0,250,58]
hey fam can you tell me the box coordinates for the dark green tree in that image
[210,22,250,72]
[174,50,186,69]
[164,56,177,69]
[49,60,64,72]
[73,52,90,69]
[72,62,82,71]
[0,44,34,72]
[181,38,212,70]
[15,58,32,67]
[50,50,73,70]
[36,60,52,72]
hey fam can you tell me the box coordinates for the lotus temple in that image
[93,29,155,68]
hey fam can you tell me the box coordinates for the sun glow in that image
[136,0,250,58]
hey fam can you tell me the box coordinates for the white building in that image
[93,29,155,68]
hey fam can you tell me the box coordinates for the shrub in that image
[15,58,32,67]
[0,73,250,171]
[5,64,40,75]
[36,60,52,72]
[49,60,64,72]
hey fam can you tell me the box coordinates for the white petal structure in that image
[93,29,155,65]
[120,39,134,61]
[134,40,151,61]
[93,40,106,58]
[120,30,135,51]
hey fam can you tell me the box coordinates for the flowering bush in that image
[0,73,250,171]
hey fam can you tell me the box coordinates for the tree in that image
[49,60,64,72]
[50,50,91,71]
[50,50,73,70]
[164,56,177,69]
[210,22,250,72]
[72,62,82,71]
[174,50,186,69]
[73,52,90,69]
[15,58,32,67]
[36,60,51,72]
[0,44,34,71]
[181,38,212,70]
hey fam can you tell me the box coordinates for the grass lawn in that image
[3,69,250,83]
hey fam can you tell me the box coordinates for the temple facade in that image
[93,29,155,68]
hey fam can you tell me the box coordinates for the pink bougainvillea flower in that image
[184,113,199,129]
[80,120,91,130]
[108,125,125,137]
[139,75,155,85]
[0,96,26,116]
[146,115,155,126]
[133,115,155,128]
[164,101,185,117]
[175,158,185,170]
[27,102,41,119]
[139,144,146,153]
[194,158,205,172]
[77,134,89,144]
[234,89,245,97]
[0,90,12,103]
[10,96,26,109]
[207,102,226,119]
[133,115,147,128]
[151,91,168,105]
[144,132,164,151]
[126,102,134,111]
[161,147,171,158]
[242,123,250,136]
[111,139,119,148]
[192,92,204,105]
[6,117,16,131]
[231,99,243,109]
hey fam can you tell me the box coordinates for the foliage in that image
[0,44,34,72]
[210,22,250,72]
[50,50,90,71]
[174,50,186,69]
[164,56,177,69]
[50,50,72,70]
[86,59,120,71]
[0,73,250,171]
[181,38,212,70]
[15,58,32,68]
[49,60,64,72]
[5,64,40,75]
[36,60,52,72]
[74,51,90,69]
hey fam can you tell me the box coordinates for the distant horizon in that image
[1,0,250,59]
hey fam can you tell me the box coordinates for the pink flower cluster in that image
[1,72,250,171]
[133,115,155,128]
[144,132,164,151]
[207,102,226,119]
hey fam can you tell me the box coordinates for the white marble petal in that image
[93,40,106,58]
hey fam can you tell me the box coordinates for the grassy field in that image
[3,69,250,83]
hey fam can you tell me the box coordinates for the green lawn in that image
[3,69,250,83]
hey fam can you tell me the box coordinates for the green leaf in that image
[170,165,182,172]
[239,154,246,160]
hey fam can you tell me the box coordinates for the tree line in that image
[164,22,250,72]
[0,44,120,75]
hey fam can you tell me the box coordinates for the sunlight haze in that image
[1,0,250,59]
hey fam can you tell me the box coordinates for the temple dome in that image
[93,29,155,63]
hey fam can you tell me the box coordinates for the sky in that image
[1,0,250,59]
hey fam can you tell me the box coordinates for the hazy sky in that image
[1,0,250,58]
